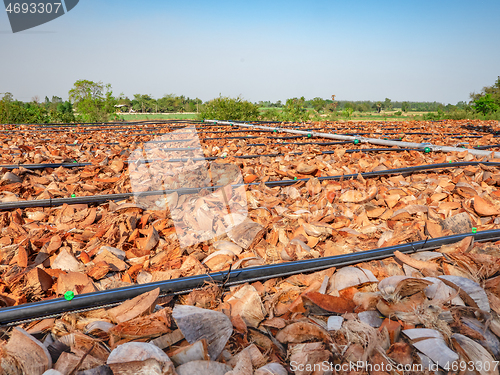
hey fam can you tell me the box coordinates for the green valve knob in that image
[73,161,77,163]
[424,147,431,153]
[64,291,75,301]
[354,139,360,145]
[449,160,452,163]
[472,227,477,234]
[307,134,312,138]
[294,177,297,180]
[71,194,76,197]
[274,129,277,133]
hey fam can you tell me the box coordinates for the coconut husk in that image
[378,276,432,303]
[169,340,209,366]
[4,327,52,375]
[439,275,490,312]
[175,360,232,375]
[107,288,159,324]
[276,322,330,344]
[172,305,232,360]
[452,333,498,375]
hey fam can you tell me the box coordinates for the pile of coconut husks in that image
[2,119,500,374]
[1,235,500,374]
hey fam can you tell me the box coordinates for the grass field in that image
[118,113,198,121]
[116,110,431,122]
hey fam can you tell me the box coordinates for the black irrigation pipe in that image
[7,145,445,172]
[2,161,499,211]
[131,147,423,165]
[475,144,500,150]
[1,229,499,325]
[0,162,91,170]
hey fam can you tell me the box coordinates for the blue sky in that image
[1,0,499,104]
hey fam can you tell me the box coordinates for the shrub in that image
[281,97,309,122]
[198,96,260,121]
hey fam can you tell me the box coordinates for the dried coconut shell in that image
[460,317,500,359]
[254,363,288,375]
[328,267,378,292]
[474,195,500,216]
[172,305,232,360]
[169,340,209,366]
[212,240,242,255]
[107,342,173,368]
[227,344,266,369]
[227,220,264,249]
[108,308,171,343]
[394,250,440,272]
[227,284,265,328]
[108,358,174,375]
[54,351,104,374]
[403,328,443,342]
[225,348,253,375]
[441,212,473,234]
[107,288,159,324]
[423,277,464,306]
[276,322,331,344]
[412,338,458,370]
[296,163,318,175]
[57,332,109,362]
[451,333,499,375]
[289,342,331,374]
[175,360,232,375]
[378,276,432,302]
[150,329,184,350]
[302,292,355,315]
[439,275,490,312]
[340,186,377,203]
[5,327,52,375]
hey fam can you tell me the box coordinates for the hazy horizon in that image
[1,0,499,105]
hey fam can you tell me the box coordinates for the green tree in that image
[470,77,500,117]
[281,97,309,122]
[473,94,499,115]
[342,107,353,120]
[68,80,117,122]
[401,101,410,112]
[310,97,326,113]
[383,98,392,111]
[199,96,260,121]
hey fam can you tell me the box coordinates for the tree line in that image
[257,98,469,113]
[1,77,499,123]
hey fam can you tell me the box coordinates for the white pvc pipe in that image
[206,120,500,159]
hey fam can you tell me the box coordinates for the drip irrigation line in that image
[0,229,499,325]
[208,120,500,158]
[0,162,91,170]
[131,147,422,165]
[1,161,499,211]
[475,144,500,150]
